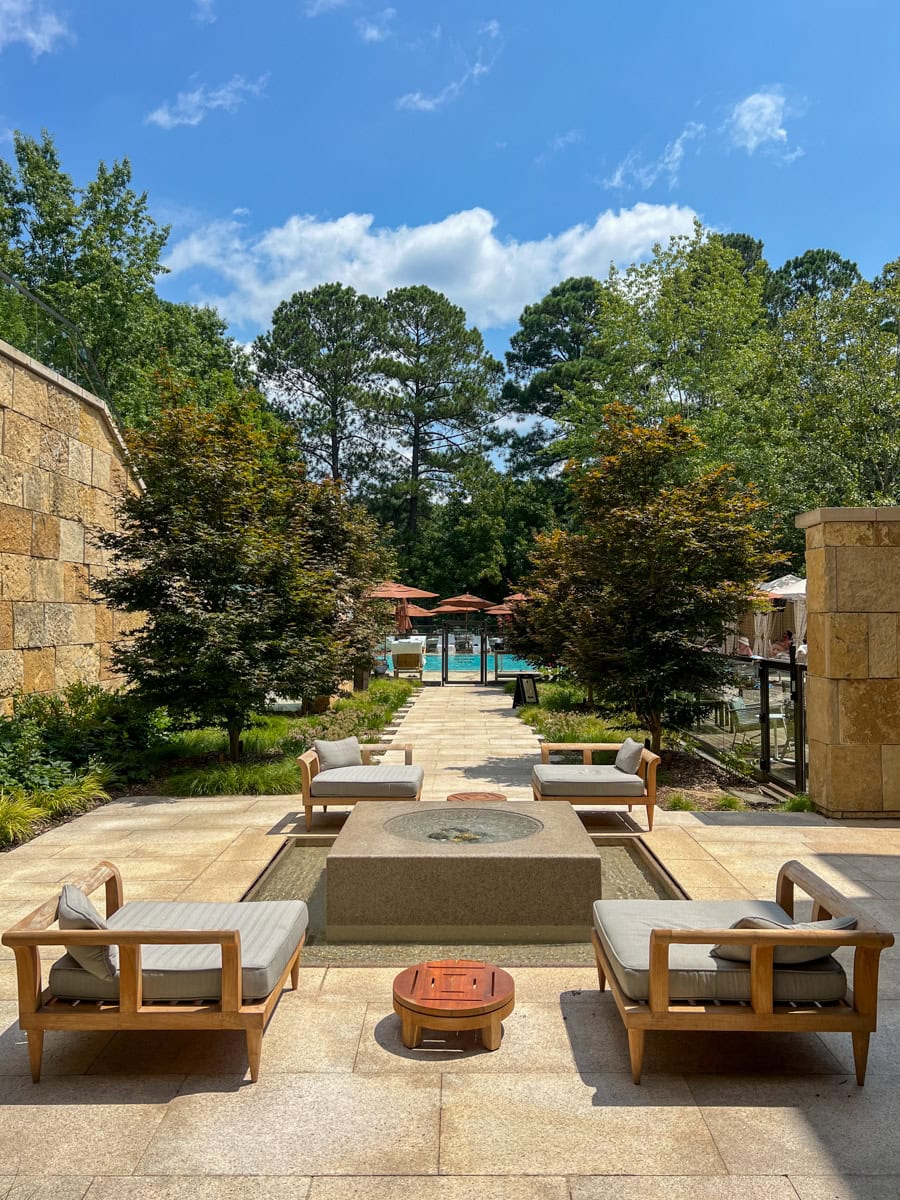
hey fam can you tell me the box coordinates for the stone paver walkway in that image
[0,683,899,1196]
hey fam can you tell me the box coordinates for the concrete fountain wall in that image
[325,801,602,942]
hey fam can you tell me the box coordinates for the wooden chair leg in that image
[246,1027,263,1082]
[627,1028,645,1084]
[27,1029,44,1083]
[852,1031,871,1086]
[304,805,313,832]
[595,962,606,991]
[646,804,654,831]
[290,955,300,990]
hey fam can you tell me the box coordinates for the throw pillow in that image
[57,883,118,980]
[614,737,644,775]
[313,736,363,771]
[711,914,857,965]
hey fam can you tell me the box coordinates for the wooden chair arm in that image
[776,859,866,922]
[360,743,414,765]
[5,861,124,933]
[2,928,243,949]
[540,742,623,764]
[647,924,893,1017]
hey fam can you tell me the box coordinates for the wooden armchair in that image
[297,742,422,831]
[592,860,895,1085]
[1,861,306,1083]
[533,742,661,830]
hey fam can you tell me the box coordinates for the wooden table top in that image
[445,791,507,803]
[393,960,515,1016]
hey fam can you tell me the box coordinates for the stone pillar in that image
[799,507,900,818]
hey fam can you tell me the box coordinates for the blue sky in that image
[2,0,899,357]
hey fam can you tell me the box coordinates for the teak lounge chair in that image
[591,859,894,1084]
[297,742,423,831]
[532,741,661,830]
[1,861,308,1082]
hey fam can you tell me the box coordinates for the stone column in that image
[799,507,900,817]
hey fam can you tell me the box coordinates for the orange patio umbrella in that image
[505,592,528,603]
[404,603,435,618]
[439,592,494,609]
[486,603,513,616]
[365,581,438,634]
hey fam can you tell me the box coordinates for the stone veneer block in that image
[47,384,80,435]
[824,612,869,678]
[0,502,34,555]
[3,410,41,465]
[823,521,876,546]
[38,425,68,473]
[58,518,85,563]
[0,552,33,601]
[326,801,602,943]
[30,512,60,559]
[67,439,93,485]
[0,648,24,692]
[33,558,65,602]
[12,368,49,424]
[44,602,75,646]
[839,679,900,745]
[55,642,100,686]
[804,674,839,746]
[0,456,24,506]
[834,546,900,613]
[70,603,96,645]
[804,546,835,613]
[91,448,111,491]
[0,602,12,650]
[23,646,55,691]
[868,612,899,677]
[0,359,11,407]
[13,601,44,649]
[883,745,900,810]
[62,562,90,602]
[22,464,50,512]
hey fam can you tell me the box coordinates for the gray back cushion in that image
[712,915,858,964]
[57,883,118,980]
[313,736,362,771]
[615,737,644,775]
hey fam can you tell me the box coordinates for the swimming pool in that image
[386,653,536,674]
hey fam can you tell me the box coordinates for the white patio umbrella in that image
[760,574,808,646]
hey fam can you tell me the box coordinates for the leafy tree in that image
[0,131,248,425]
[715,232,765,277]
[765,248,861,321]
[96,394,389,760]
[508,404,777,752]
[253,282,385,485]
[373,285,502,557]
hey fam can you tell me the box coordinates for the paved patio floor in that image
[1,684,899,1198]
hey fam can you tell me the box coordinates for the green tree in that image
[96,394,389,760]
[765,248,861,321]
[715,232,765,277]
[374,285,502,557]
[508,405,777,752]
[253,282,385,485]
[0,131,248,425]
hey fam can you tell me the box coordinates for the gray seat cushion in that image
[310,765,424,799]
[532,764,646,798]
[48,899,308,1004]
[593,899,847,1004]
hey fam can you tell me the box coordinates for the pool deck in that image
[1,683,900,1197]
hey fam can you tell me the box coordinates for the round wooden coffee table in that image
[446,791,507,803]
[392,959,515,1051]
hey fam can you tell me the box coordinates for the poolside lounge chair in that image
[391,639,425,680]
[1,861,308,1083]
[591,859,894,1085]
[297,741,423,831]
[532,740,660,830]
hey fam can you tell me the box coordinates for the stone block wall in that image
[800,507,900,817]
[0,338,139,711]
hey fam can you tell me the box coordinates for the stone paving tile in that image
[439,1070,726,1176]
[569,1179,799,1200]
[354,1001,576,1074]
[0,1003,111,1076]
[85,1180,312,1200]
[1,1179,94,1200]
[308,1179,568,1199]
[0,1075,182,1175]
[137,1074,440,1176]
[789,1178,900,1199]
[688,1074,900,1176]
[817,999,900,1076]
[216,831,287,860]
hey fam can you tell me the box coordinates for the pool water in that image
[387,653,535,673]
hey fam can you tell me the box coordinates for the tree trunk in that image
[228,724,242,763]
[331,399,341,481]
[648,715,662,756]
[408,416,420,550]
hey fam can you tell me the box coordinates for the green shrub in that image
[666,793,696,811]
[520,708,643,748]
[0,792,44,846]
[715,794,745,811]
[32,770,111,818]
[162,759,302,797]
[782,793,813,813]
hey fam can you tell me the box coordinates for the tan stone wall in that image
[0,339,139,711]
[799,507,900,817]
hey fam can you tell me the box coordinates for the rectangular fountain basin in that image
[325,801,602,943]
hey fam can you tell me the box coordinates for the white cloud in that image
[605,121,704,190]
[727,90,801,158]
[0,0,68,54]
[479,18,500,38]
[397,59,493,112]
[304,0,346,14]
[535,128,583,167]
[193,0,216,23]
[357,7,395,43]
[146,74,269,130]
[162,201,698,332]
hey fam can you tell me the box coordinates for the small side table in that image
[392,959,515,1051]
[446,791,507,803]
